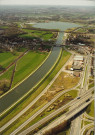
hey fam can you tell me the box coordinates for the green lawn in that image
[75,28,87,33]
[86,100,94,117]
[0,26,8,29]
[12,51,48,87]
[88,83,94,89]
[19,29,53,41]
[0,51,21,69]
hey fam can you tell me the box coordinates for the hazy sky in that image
[0,0,95,6]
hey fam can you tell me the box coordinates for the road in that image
[0,47,61,114]
[86,127,94,135]
[35,98,94,135]
[6,87,77,135]
[17,89,93,135]
[80,123,94,135]
[70,48,92,135]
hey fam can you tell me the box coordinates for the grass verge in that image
[86,100,94,117]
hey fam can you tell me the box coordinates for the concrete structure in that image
[73,65,82,71]
[73,71,80,77]
[74,55,84,62]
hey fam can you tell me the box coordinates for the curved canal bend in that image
[0,22,80,114]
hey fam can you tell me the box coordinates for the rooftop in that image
[74,55,84,61]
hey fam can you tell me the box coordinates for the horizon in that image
[0,0,95,6]
[0,4,95,7]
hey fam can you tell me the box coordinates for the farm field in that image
[19,29,54,41]
[12,51,48,87]
[0,51,21,69]
[0,65,15,95]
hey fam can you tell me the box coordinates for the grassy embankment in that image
[88,83,94,89]
[0,49,71,128]
[19,29,54,41]
[86,100,94,117]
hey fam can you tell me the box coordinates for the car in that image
[77,97,80,99]
[86,99,90,102]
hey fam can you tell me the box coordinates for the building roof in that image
[74,55,83,61]
[73,65,82,70]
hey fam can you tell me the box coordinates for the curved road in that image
[0,47,61,114]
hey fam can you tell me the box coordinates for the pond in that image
[33,21,80,31]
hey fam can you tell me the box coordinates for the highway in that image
[5,88,76,135]
[11,88,93,135]
[35,99,94,135]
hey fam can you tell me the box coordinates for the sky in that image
[0,0,95,6]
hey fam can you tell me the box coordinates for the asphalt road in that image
[0,47,61,114]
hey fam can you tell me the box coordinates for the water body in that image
[0,22,80,114]
[33,22,80,45]
[56,32,65,45]
[33,21,80,31]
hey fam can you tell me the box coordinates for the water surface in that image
[33,21,80,31]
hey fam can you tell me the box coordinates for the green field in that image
[0,65,15,95]
[19,29,54,40]
[0,51,21,69]
[0,26,8,29]
[75,28,87,33]
[12,51,48,87]
[0,65,14,81]
[86,100,94,117]
[88,83,94,89]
